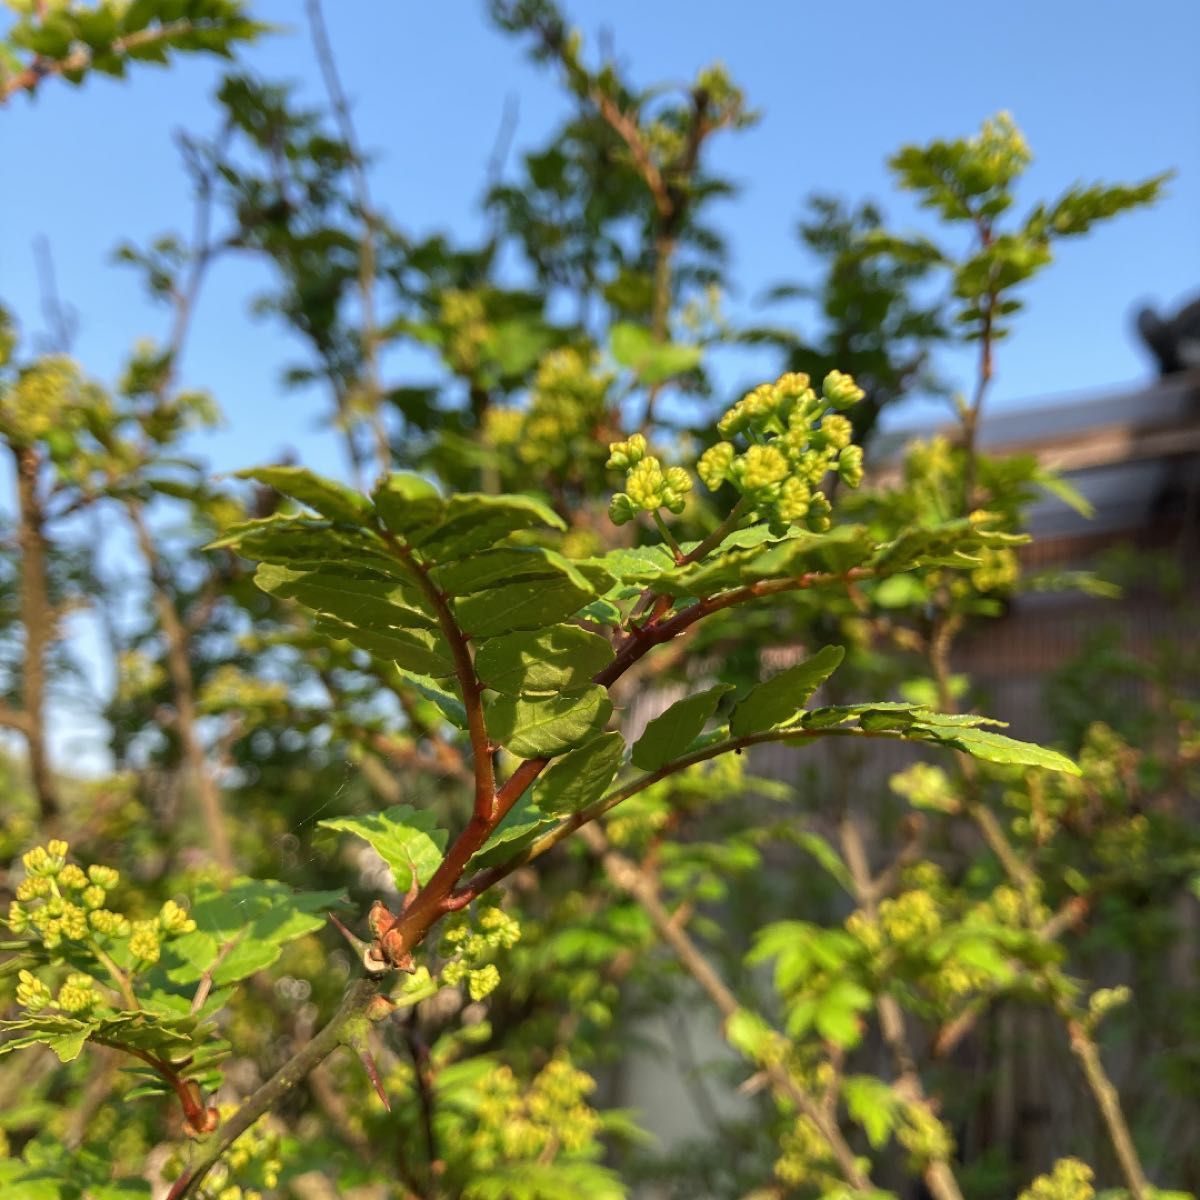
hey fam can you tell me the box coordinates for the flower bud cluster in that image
[1017,1158,1095,1200]
[163,1107,282,1199]
[896,1101,955,1167]
[774,1114,851,1192]
[698,370,866,535]
[438,905,522,1001]
[7,841,197,1006]
[606,434,693,525]
[470,1055,601,1171]
[486,347,614,485]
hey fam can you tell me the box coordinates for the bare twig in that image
[839,818,964,1200]
[579,823,874,1191]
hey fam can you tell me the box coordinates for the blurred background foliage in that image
[0,3,1197,1199]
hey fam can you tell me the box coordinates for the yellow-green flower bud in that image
[625,457,666,510]
[81,886,106,910]
[697,441,735,491]
[468,963,501,1001]
[774,371,814,405]
[88,909,129,936]
[57,863,88,890]
[22,846,49,875]
[838,444,864,488]
[661,466,693,514]
[57,973,97,1014]
[479,906,522,949]
[87,865,119,889]
[735,444,789,493]
[442,959,468,986]
[817,413,853,451]
[16,969,52,1011]
[608,492,636,525]
[158,899,197,935]
[60,902,88,940]
[130,920,162,963]
[606,433,647,470]
[776,476,812,523]
[822,370,865,409]
[805,491,832,532]
[7,901,29,933]
[1017,1158,1094,1200]
[16,876,50,901]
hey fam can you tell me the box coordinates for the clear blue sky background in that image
[3,0,1198,480]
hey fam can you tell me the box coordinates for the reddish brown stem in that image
[379,531,495,819]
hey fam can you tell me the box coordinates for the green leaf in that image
[813,979,872,1047]
[610,321,702,384]
[600,544,676,584]
[373,472,445,539]
[397,671,468,728]
[660,525,875,598]
[724,1007,776,1062]
[416,493,565,560]
[484,687,612,758]
[235,466,371,524]
[730,646,845,737]
[318,805,448,892]
[468,794,557,870]
[909,724,1080,775]
[454,559,596,637]
[844,1076,898,1149]
[476,625,615,696]
[534,732,626,815]
[164,880,346,987]
[213,519,398,574]
[433,547,568,595]
[254,563,437,630]
[631,684,734,771]
[788,830,853,893]
[316,617,455,678]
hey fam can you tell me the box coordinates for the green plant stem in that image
[168,976,380,1199]
[90,942,138,1012]
[681,495,751,565]
[652,510,683,560]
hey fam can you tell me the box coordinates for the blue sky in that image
[3,0,1198,482]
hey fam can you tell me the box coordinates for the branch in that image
[579,823,874,1191]
[306,0,391,480]
[451,724,910,906]
[12,443,61,821]
[1063,1013,1149,1200]
[126,499,234,873]
[839,818,964,1200]
[169,977,380,1199]
[0,23,227,103]
[593,565,877,690]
